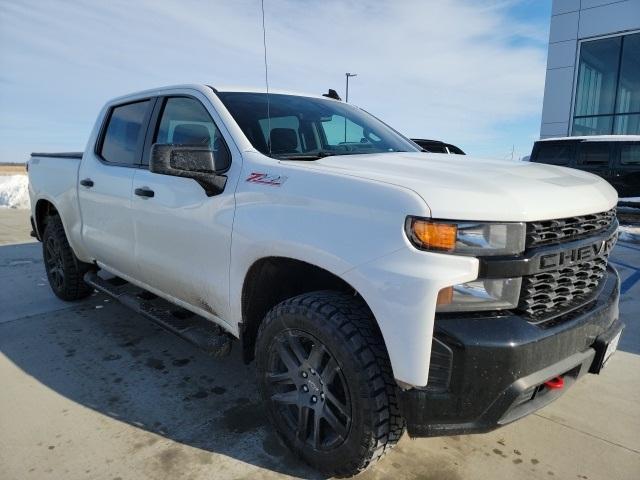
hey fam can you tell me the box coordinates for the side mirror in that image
[150,144,230,195]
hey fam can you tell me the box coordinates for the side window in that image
[153,96,230,166]
[620,144,640,165]
[533,143,572,165]
[100,100,150,165]
[321,115,365,145]
[577,143,611,166]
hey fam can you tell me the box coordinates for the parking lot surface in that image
[1,210,639,480]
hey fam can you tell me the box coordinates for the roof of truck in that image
[214,85,331,100]
[108,84,336,105]
[537,135,640,142]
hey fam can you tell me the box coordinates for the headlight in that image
[405,217,526,256]
[436,277,522,312]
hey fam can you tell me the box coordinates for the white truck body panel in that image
[28,84,618,387]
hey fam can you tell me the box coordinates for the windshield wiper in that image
[273,151,337,160]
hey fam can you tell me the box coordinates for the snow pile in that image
[0,175,30,209]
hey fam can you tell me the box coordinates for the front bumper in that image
[399,266,623,437]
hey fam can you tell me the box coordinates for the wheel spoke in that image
[271,390,299,405]
[297,406,310,441]
[285,332,307,365]
[45,242,56,261]
[312,410,321,448]
[267,372,293,385]
[324,390,349,419]
[322,403,348,439]
[321,357,339,384]
[307,343,325,371]
[275,340,300,372]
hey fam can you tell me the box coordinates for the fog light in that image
[436,277,522,312]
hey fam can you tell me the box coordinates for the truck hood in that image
[293,152,617,221]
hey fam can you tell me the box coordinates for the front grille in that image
[526,208,616,248]
[518,252,609,323]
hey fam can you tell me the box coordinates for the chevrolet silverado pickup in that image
[28,84,624,476]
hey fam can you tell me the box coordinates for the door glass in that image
[153,97,229,165]
[100,100,150,165]
[577,143,610,166]
[534,143,572,165]
[620,144,640,165]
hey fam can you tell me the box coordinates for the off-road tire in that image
[256,290,405,477]
[42,214,92,301]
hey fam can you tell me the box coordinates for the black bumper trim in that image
[400,266,622,437]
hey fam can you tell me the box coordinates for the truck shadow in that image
[0,243,326,478]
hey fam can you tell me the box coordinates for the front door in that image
[131,95,236,322]
[78,99,153,278]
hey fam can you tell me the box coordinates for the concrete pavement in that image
[1,209,639,480]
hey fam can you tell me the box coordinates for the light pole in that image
[344,73,357,142]
[345,72,357,103]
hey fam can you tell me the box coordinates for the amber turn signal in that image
[407,218,457,251]
[436,286,453,306]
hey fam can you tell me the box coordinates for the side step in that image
[84,271,232,358]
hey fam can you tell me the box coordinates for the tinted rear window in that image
[577,143,610,165]
[621,144,640,165]
[100,100,150,165]
[533,143,572,165]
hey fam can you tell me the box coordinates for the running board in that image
[84,271,232,358]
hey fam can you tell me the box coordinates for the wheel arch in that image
[239,256,384,365]
[34,198,60,240]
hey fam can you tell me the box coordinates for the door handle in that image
[80,178,94,188]
[135,187,155,198]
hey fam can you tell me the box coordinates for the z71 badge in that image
[245,172,288,186]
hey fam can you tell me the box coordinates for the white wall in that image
[540,0,640,138]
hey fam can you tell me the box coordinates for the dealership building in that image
[540,0,640,138]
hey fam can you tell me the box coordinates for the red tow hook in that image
[544,376,564,390]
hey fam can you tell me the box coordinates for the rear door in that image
[614,142,640,197]
[78,99,154,277]
[131,94,237,322]
[575,142,615,185]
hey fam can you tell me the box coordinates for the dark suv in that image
[411,138,465,155]
[530,136,640,198]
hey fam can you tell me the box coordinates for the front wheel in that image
[255,291,405,477]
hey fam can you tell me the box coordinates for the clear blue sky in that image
[0,0,551,162]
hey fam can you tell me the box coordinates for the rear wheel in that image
[42,215,92,301]
[256,291,404,477]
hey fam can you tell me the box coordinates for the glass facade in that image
[572,32,640,136]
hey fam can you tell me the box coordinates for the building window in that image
[572,32,640,136]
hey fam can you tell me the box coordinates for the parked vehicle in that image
[411,138,465,154]
[530,135,640,197]
[29,85,623,477]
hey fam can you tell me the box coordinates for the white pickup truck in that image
[28,84,624,476]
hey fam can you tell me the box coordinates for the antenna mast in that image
[261,0,272,155]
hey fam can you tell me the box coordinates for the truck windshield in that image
[216,92,419,159]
